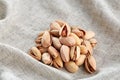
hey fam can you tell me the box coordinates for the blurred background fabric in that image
[0,0,120,80]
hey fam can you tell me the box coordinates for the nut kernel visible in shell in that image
[65,61,79,73]
[30,47,41,60]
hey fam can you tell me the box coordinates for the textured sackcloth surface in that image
[0,0,120,80]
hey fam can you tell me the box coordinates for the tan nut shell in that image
[53,55,63,69]
[59,23,71,37]
[50,22,61,30]
[59,36,76,46]
[48,46,59,58]
[42,52,52,65]
[84,31,95,39]
[75,55,86,66]
[41,31,52,48]
[85,55,96,73]
[30,47,41,60]
[65,61,79,73]
[52,37,62,50]
[60,45,70,62]
[70,46,80,61]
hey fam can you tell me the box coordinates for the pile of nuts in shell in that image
[29,20,97,73]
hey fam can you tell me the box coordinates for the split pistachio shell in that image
[42,52,52,65]
[50,30,59,37]
[70,33,83,45]
[85,55,96,73]
[84,31,95,39]
[83,40,93,55]
[72,27,85,38]
[50,22,61,30]
[30,47,41,60]
[60,45,70,62]
[53,55,63,69]
[48,46,59,58]
[52,37,62,50]
[59,23,71,37]
[59,36,76,46]
[41,31,52,48]
[70,46,80,61]
[75,55,86,66]
[65,61,79,73]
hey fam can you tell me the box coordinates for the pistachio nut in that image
[50,30,59,37]
[52,37,62,50]
[42,52,52,65]
[84,31,95,39]
[48,46,59,58]
[60,45,70,62]
[75,55,86,66]
[64,61,79,73]
[83,40,93,55]
[50,22,61,30]
[70,33,83,45]
[38,47,48,53]
[70,46,80,61]
[79,45,88,55]
[53,55,63,69]
[72,27,85,38]
[59,36,76,46]
[41,31,52,48]
[89,38,97,48]
[59,23,71,37]
[85,55,96,73]
[30,47,41,60]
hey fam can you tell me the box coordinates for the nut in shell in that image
[42,52,52,65]
[41,31,52,48]
[59,23,71,37]
[53,55,63,69]
[60,45,70,62]
[70,46,80,61]
[59,36,76,46]
[50,22,61,30]
[30,47,41,60]
[48,46,59,58]
[64,61,79,73]
[85,55,96,73]
[52,37,62,50]
[75,55,86,66]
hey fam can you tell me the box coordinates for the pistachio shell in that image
[59,23,71,37]
[72,27,85,38]
[30,47,41,60]
[85,55,96,73]
[48,46,59,58]
[50,22,61,30]
[75,55,86,66]
[42,52,52,65]
[59,36,76,46]
[70,33,83,45]
[60,45,70,62]
[53,55,63,69]
[41,31,52,48]
[79,45,88,54]
[52,37,62,50]
[55,20,66,27]
[84,31,95,39]
[50,30,59,37]
[64,61,79,73]
[89,38,97,48]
